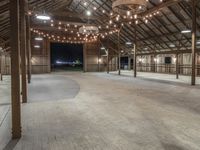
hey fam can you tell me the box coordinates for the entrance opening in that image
[50,43,83,72]
[120,57,133,70]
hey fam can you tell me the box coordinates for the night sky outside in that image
[50,43,83,64]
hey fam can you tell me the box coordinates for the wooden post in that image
[46,40,51,73]
[107,49,109,74]
[26,13,32,83]
[10,0,22,139]
[83,43,87,72]
[128,57,131,70]
[191,0,196,85]
[98,48,100,72]
[111,57,113,71]
[20,0,27,103]
[134,26,137,78]
[176,53,179,79]
[118,30,121,75]
[134,44,137,77]
[0,55,2,81]
[154,55,157,73]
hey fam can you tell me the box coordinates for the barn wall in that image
[84,42,100,72]
[136,54,200,76]
[83,42,118,72]
[0,55,11,75]
[31,38,51,74]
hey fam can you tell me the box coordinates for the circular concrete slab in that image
[28,74,80,102]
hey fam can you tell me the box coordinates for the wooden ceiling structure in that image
[4,0,200,140]
[0,0,200,55]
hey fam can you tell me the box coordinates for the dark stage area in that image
[50,43,83,71]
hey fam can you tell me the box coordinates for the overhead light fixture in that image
[101,47,106,50]
[197,41,200,45]
[35,37,43,41]
[36,14,51,20]
[83,2,87,6]
[98,58,102,63]
[181,29,191,34]
[169,44,175,48]
[79,25,99,34]
[86,10,91,16]
[34,45,40,48]
[112,0,148,15]
[126,42,132,45]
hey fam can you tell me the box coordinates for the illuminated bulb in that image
[134,14,137,19]
[116,17,119,21]
[36,14,51,20]
[35,37,43,41]
[86,10,91,16]
[34,45,40,48]
[28,11,32,15]
[83,2,87,6]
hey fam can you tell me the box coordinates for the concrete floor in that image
[110,70,200,85]
[0,76,11,150]
[28,74,80,102]
[2,72,200,150]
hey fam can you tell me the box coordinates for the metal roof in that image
[0,0,200,54]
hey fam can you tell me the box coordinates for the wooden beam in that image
[141,0,182,17]
[83,43,87,72]
[118,30,121,75]
[107,49,109,74]
[128,56,131,70]
[0,55,2,81]
[134,27,137,78]
[10,0,21,139]
[52,10,103,21]
[26,14,32,84]
[20,0,27,103]
[176,53,179,79]
[191,0,196,85]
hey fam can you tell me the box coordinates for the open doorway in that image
[50,42,83,72]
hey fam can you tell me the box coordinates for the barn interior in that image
[0,0,200,149]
